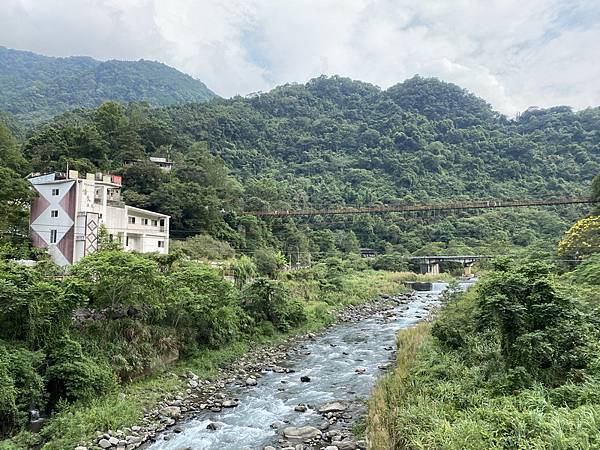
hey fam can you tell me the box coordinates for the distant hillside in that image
[0,47,216,124]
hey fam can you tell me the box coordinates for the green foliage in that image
[166,263,245,346]
[568,254,600,286]
[0,46,215,124]
[170,234,235,261]
[0,343,44,434]
[45,336,117,406]
[370,263,600,449]
[371,252,409,271]
[0,262,80,348]
[231,255,257,289]
[69,251,163,314]
[242,278,307,332]
[253,248,287,277]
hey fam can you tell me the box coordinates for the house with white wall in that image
[28,171,170,266]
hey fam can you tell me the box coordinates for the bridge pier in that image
[419,262,440,276]
[463,263,473,277]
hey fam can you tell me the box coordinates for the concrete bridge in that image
[410,255,491,276]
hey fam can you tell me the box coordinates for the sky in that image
[2,0,600,116]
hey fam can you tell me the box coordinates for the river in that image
[148,280,474,450]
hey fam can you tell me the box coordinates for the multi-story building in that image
[28,171,170,266]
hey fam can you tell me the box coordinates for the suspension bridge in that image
[245,196,597,217]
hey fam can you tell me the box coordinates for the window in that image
[50,210,59,218]
[51,188,60,196]
[151,219,158,227]
[50,229,57,244]
[158,240,164,248]
[128,216,136,224]
[142,218,149,226]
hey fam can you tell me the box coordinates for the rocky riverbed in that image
[77,283,462,450]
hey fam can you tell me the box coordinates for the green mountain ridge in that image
[8,74,597,256]
[0,46,217,124]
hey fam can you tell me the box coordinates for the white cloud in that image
[1,0,600,115]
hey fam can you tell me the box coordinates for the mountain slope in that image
[0,47,216,124]
[19,75,600,254]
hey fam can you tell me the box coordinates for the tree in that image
[166,263,244,345]
[241,278,306,331]
[475,261,592,385]
[253,248,287,277]
[69,251,163,315]
[558,216,600,259]
[0,167,32,245]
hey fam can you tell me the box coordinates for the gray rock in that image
[75,447,88,450]
[318,401,348,413]
[246,377,258,386]
[294,404,308,412]
[336,440,358,450]
[324,447,339,450]
[222,399,239,408]
[98,439,112,449]
[206,421,225,431]
[283,426,322,441]
[264,447,277,450]
[160,406,181,418]
[355,367,366,374]
[108,437,119,445]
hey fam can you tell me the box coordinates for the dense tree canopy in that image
[0,46,216,124]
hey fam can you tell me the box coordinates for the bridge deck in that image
[246,197,595,217]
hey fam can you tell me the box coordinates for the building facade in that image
[29,171,170,266]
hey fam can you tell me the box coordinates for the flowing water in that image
[149,280,474,450]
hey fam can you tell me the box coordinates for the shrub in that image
[253,248,286,277]
[45,336,117,407]
[242,278,307,332]
[371,253,409,272]
[167,262,246,346]
[170,234,235,261]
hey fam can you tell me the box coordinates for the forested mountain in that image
[3,75,599,259]
[0,47,216,124]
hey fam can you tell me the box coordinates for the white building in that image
[149,157,173,171]
[28,171,170,266]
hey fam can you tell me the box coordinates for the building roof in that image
[149,157,172,164]
[125,204,171,218]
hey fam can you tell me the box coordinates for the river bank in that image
[81,292,414,450]
[130,283,457,450]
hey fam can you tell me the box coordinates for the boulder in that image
[300,376,311,382]
[336,440,358,450]
[222,399,239,408]
[245,377,258,386]
[318,401,348,413]
[206,421,225,431]
[294,404,307,412]
[160,406,181,418]
[98,439,112,449]
[282,426,322,442]
[355,367,366,374]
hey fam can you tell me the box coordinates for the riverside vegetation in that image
[0,243,443,450]
[1,68,600,449]
[368,253,600,449]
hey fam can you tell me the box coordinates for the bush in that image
[170,234,235,261]
[371,253,409,272]
[45,336,117,406]
[167,262,246,346]
[253,248,286,277]
[242,278,307,332]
